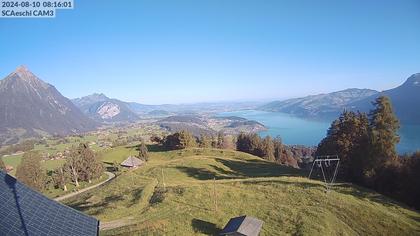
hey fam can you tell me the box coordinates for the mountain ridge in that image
[349,73,420,124]
[259,88,379,120]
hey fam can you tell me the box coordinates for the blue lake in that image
[218,110,420,154]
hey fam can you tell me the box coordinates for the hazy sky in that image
[1,0,419,104]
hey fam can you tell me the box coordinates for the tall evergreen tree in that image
[368,96,400,173]
[16,152,46,191]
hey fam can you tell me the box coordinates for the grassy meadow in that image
[61,148,420,236]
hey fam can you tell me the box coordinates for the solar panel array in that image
[0,171,98,236]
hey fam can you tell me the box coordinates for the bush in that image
[171,186,185,195]
[149,187,167,205]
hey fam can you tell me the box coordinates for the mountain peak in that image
[404,73,420,87]
[86,93,109,100]
[14,65,36,79]
[16,65,29,72]
[0,65,49,89]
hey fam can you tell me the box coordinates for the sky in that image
[0,0,419,104]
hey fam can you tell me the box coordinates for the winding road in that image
[54,171,116,202]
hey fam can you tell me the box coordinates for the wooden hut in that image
[120,156,144,168]
[220,215,263,236]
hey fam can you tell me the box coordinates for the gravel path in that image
[54,171,116,202]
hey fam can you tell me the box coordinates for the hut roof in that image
[121,156,144,167]
[0,171,99,236]
[220,215,263,236]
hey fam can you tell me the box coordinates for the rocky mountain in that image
[0,66,97,145]
[349,73,420,124]
[259,88,379,120]
[72,93,139,122]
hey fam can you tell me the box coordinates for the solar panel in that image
[0,171,99,236]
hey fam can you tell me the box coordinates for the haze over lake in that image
[218,110,420,154]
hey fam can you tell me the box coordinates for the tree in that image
[217,131,225,148]
[236,133,252,153]
[261,136,275,161]
[316,110,370,182]
[0,158,5,171]
[199,134,212,148]
[222,135,236,150]
[162,131,197,150]
[179,130,197,148]
[78,143,104,183]
[16,152,46,191]
[367,96,400,176]
[138,140,149,161]
[52,167,70,191]
[64,146,83,187]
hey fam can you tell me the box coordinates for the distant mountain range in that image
[72,93,139,122]
[0,66,97,145]
[259,73,420,124]
[259,88,379,120]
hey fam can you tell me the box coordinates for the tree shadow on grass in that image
[147,144,168,152]
[216,158,302,178]
[176,158,303,181]
[66,194,124,216]
[176,166,222,180]
[125,143,168,152]
[240,179,324,189]
[128,188,143,207]
[334,183,415,209]
[191,219,221,235]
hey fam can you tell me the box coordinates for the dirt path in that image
[54,171,116,202]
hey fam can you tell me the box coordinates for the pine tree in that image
[138,140,149,161]
[367,96,400,175]
[16,152,46,191]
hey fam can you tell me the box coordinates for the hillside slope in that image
[64,148,420,235]
[350,73,420,124]
[259,89,378,120]
[0,66,97,144]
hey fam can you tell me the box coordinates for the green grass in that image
[44,173,109,198]
[62,148,420,236]
[100,146,139,165]
[2,155,64,175]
